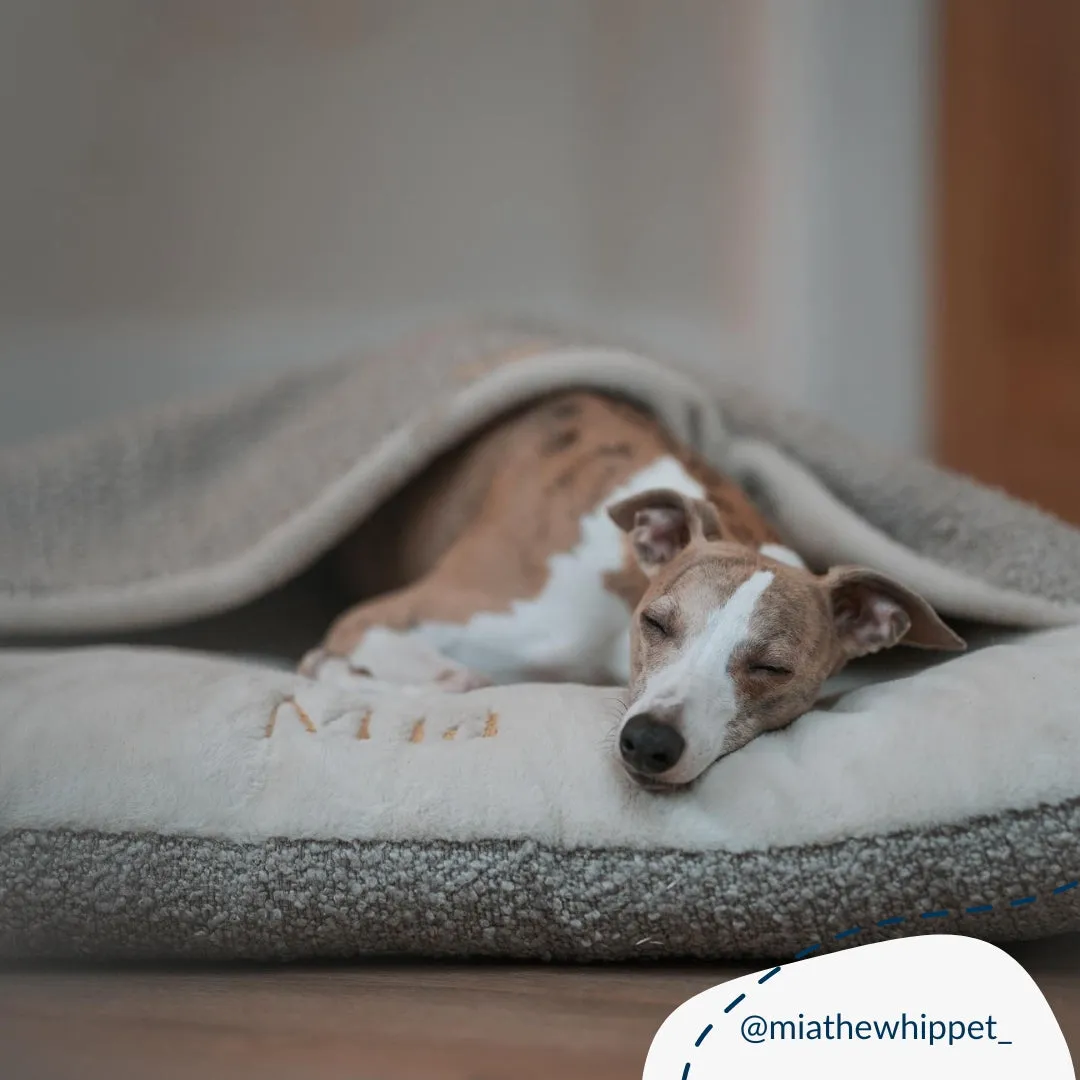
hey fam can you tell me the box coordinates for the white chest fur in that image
[408,456,707,685]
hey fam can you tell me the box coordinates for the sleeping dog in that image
[301,391,964,788]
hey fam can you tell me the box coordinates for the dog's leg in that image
[301,584,493,693]
[303,630,491,693]
[350,627,491,691]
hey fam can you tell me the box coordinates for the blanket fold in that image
[3,321,1080,639]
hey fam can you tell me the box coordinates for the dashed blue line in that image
[678,875,1077,1079]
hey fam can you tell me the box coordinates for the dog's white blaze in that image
[632,569,775,783]
[606,625,633,686]
[760,542,805,569]
[412,455,705,684]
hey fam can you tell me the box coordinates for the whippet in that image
[301,391,964,788]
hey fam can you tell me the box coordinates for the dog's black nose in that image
[619,714,685,775]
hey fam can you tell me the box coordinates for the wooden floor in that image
[1,936,1078,1079]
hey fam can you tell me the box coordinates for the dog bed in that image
[2,321,1080,962]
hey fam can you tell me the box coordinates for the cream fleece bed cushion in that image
[2,321,1080,961]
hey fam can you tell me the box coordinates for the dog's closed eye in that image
[748,661,793,677]
[640,612,671,638]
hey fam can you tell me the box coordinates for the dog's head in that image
[607,487,965,789]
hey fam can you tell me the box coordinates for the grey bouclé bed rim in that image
[4,794,1078,963]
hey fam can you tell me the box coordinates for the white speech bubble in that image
[644,935,1074,1079]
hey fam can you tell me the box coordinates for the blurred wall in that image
[0,0,931,452]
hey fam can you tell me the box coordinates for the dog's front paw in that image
[434,666,492,693]
[299,636,491,695]
[298,646,330,678]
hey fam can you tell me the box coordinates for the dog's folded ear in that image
[821,566,967,658]
[607,488,723,576]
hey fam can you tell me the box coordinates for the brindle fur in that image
[318,392,779,661]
